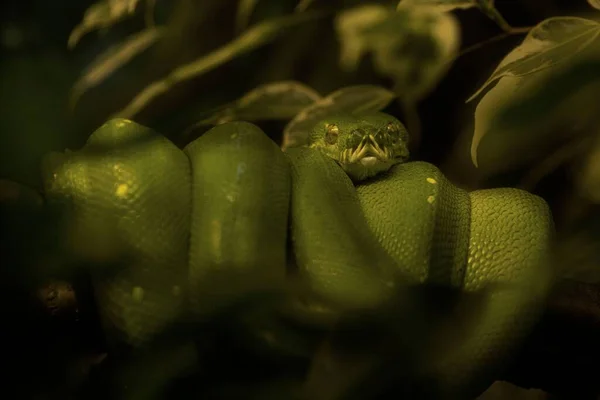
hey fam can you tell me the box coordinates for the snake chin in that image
[337,143,400,181]
[339,157,394,181]
[360,156,378,167]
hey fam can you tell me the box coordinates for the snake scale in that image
[40,115,554,398]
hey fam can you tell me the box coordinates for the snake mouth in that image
[340,135,391,165]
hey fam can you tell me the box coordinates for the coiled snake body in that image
[41,115,553,398]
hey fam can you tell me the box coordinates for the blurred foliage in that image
[2,0,600,398]
[67,0,145,49]
[70,26,164,108]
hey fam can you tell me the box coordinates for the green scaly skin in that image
[40,114,554,398]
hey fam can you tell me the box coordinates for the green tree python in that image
[40,113,554,398]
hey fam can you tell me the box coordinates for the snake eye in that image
[325,123,339,145]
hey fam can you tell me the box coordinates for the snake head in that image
[307,112,409,181]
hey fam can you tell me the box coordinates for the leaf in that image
[335,5,460,101]
[588,0,600,10]
[397,0,477,13]
[398,0,512,32]
[115,12,325,119]
[236,0,259,32]
[184,81,322,136]
[471,71,549,169]
[490,56,600,192]
[471,55,600,172]
[335,5,390,69]
[282,85,395,150]
[467,17,600,102]
[492,58,600,132]
[205,81,321,124]
[70,27,163,108]
[68,0,142,49]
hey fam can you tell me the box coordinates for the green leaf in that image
[335,4,460,101]
[471,55,600,173]
[236,0,259,32]
[588,0,600,10]
[184,81,322,136]
[489,57,600,189]
[207,81,321,124]
[70,27,163,108]
[467,16,600,102]
[282,85,395,149]
[335,5,390,69]
[398,0,513,32]
[470,70,548,169]
[397,0,477,13]
[68,0,142,49]
[115,12,325,119]
[492,58,600,131]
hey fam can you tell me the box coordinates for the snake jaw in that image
[338,137,398,181]
[349,141,368,163]
[346,135,389,165]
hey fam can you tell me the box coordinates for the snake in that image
[39,113,554,398]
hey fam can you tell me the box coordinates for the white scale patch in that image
[360,156,378,167]
[427,178,437,204]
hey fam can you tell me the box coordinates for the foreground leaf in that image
[467,16,600,102]
[115,12,324,119]
[70,27,163,108]
[336,4,460,101]
[68,0,142,49]
[282,85,395,149]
